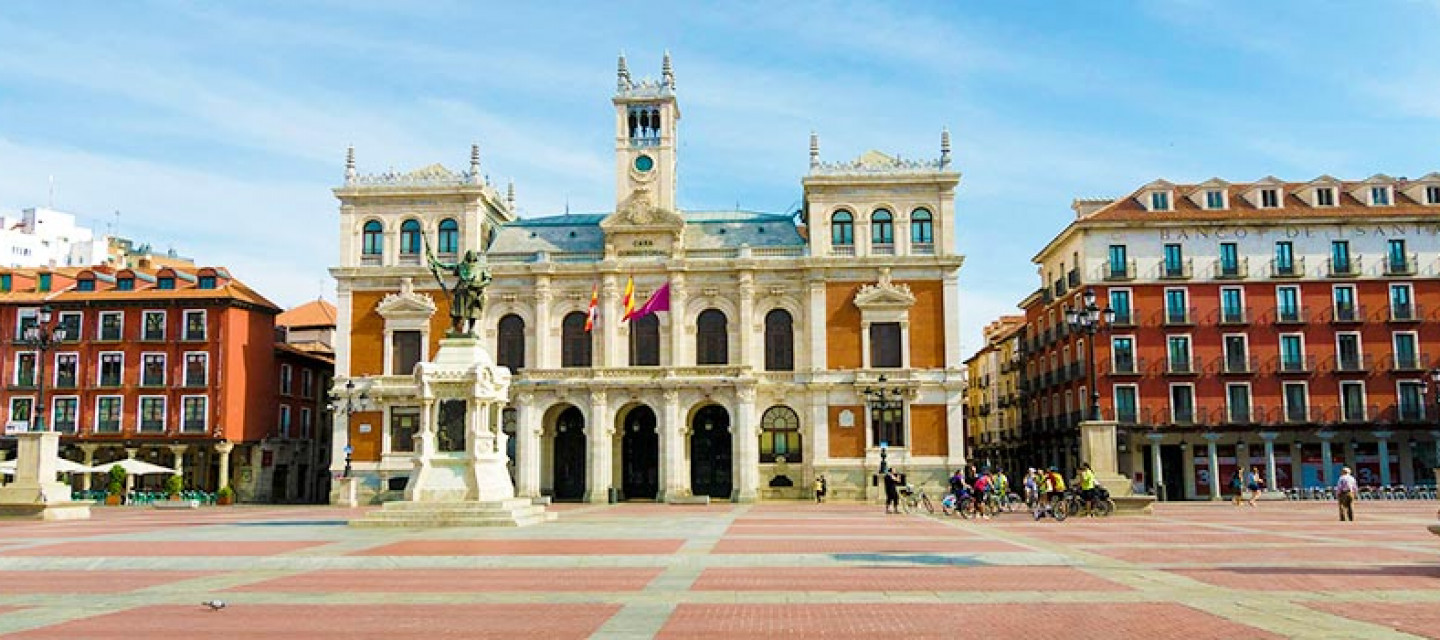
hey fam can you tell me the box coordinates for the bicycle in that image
[898,485,934,514]
[1033,497,1068,521]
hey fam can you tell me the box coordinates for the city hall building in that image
[329,54,967,503]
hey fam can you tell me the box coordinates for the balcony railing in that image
[1328,304,1365,324]
[1390,303,1421,322]
[1276,354,1314,374]
[1163,306,1195,326]
[1213,257,1249,279]
[1108,356,1142,376]
[1158,258,1194,280]
[1166,357,1201,375]
[1102,259,1136,281]
[1111,310,1136,327]
[1067,269,1080,287]
[1384,253,1418,276]
[1392,353,1428,372]
[1326,255,1362,278]
[1269,257,1305,278]
[1219,355,1257,374]
[1217,306,1249,325]
[1332,353,1371,373]
[1273,306,1306,324]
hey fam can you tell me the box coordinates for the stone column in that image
[1181,442,1196,499]
[514,393,540,498]
[659,389,687,501]
[732,386,759,503]
[1204,433,1221,501]
[1289,440,1304,492]
[534,280,552,369]
[600,276,618,368]
[670,275,688,367]
[1399,440,1416,486]
[1078,420,1128,494]
[585,391,612,503]
[214,442,234,491]
[737,274,754,367]
[124,448,139,493]
[1146,433,1165,501]
[806,275,826,371]
[79,444,99,491]
[330,407,349,475]
[1319,433,1334,484]
[169,445,189,488]
[1375,431,1393,486]
[417,399,436,458]
[808,398,829,467]
[1261,432,1279,490]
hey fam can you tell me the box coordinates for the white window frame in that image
[1275,284,1302,319]
[138,395,167,433]
[1370,185,1392,206]
[53,352,79,387]
[183,309,207,341]
[140,352,167,387]
[1315,187,1336,207]
[1108,288,1133,323]
[1335,331,1363,370]
[1339,381,1368,421]
[1282,381,1310,422]
[97,351,125,387]
[8,396,33,431]
[1393,331,1420,370]
[1426,185,1440,205]
[1111,334,1136,374]
[1219,286,1245,322]
[1113,384,1138,423]
[1397,380,1426,420]
[279,404,292,438]
[1150,190,1171,211]
[181,395,208,433]
[141,310,166,341]
[1166,334,1193,373]
[1168,383,1196,423]
[1225,382,1252,423]
[1222,333,1250,371]
[1279,332,1307,363]
[1331,284,1357,317]
[56,311,82,342]
[1390,282,1415,320]
[12,350,36,386]
[1260,188,1280,208]
[184,352,209,387]
[1204,189,1226,210]
[94,395,123,433]
[50,395,79,433]
[279,364,293,396]
[97,310,124,342]
[14,308,36,341]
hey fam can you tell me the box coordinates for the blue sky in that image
[1,1,1438,352]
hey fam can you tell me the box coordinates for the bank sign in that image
[1152,223,1440,242]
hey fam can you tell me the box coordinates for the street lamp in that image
[1064,287,1115,421]
[21,305,67,432]
[327,379,368,478]
[862,375,905,474]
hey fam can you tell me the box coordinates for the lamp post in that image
[327,379,368,478]
[863,375,905,475]
[21,305,67,432]
[1064,287,1115,422]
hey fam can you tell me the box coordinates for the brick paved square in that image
[692,566,1131,591]
[1087,544,1440,565]
[1171,565,1440,591]
[353,538,686,556]
[711,537,1026,554]
[229,568,664,592]
[0,541,327,557]
[0,571,215,594]
[1306,602,1440,638]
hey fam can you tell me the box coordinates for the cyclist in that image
[1045,466,1067,511]
[1077,462,1097,516]
[1023,468,1039,507]
[994,468,1011,510]
[973,470,993,519]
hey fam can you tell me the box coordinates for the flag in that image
[628,281,671,321]
[620,276,636,321]
[583,282,598,332]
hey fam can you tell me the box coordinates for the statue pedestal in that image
[1079,420,1155,516]
[0,432,90,520]
[351,337,548,528]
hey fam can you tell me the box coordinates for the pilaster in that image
[585,390,613,503]
[732,386,759,502]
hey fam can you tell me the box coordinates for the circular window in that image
[633,155,654,172]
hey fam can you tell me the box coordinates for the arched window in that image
[760,405,802,463]
[871,209,894,245]
[399,219,422,255]
[830,210,854,246]
[629,314,660,366]
[561,312,592,368]
[362,220,384,256]
[910,208,933,244]
[437,218,460,255]
[497,314,525,373]
[696,309,728,365]
[763,309,793,371]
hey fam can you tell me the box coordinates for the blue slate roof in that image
[488,210,804,255]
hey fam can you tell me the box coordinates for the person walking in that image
[1245,466,1265,507]
[1230,469,1244,507]
[813,475,825,503]
[883,469,901,514]
[1336,467,1358,522]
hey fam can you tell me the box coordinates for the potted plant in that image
[216,486,234,506]
[105,465,126,506]
[164,474,184,500]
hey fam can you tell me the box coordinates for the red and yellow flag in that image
[620,276,636,321]
[583,281,599,332]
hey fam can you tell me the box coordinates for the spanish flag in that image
[583,281,598,332]
[621,276,636,321]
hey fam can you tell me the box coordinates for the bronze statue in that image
[426,238,492,337]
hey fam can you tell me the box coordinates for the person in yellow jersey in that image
[1077,462,1098,516]
[1045,466,1066,508]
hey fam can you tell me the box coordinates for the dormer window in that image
[116,278,134,291]
[1204,190,1225,209]
[1370,186,1391,206]
[198,275,217,289]
[1427,186,1440,205]
[157,277,175,290]
[76,278,95,292]
[1315,187,1335,207]
[1260,189,1280,208]
[1150,191,1171,211]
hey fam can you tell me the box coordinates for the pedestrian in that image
[1245,466,1264,507]
[1230,469,1244,507]
[820,475,828,503]
[1336,466,1358,522]
[883,469,901,514]
[813,475,824,503]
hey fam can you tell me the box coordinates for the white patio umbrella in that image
[0,457,97,475]
[102,458,180,476]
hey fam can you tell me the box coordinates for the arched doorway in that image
[690,405,732,499]
[621,406,658,500]
[552,406,586,501]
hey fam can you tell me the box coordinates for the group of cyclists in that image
[942,462,1108,520]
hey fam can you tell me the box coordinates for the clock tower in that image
[614,52,679,215]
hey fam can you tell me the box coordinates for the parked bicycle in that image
[898,484,934,514]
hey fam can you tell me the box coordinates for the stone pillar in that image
[1146,433,1165,501]
[585,391,612,503]
[1204,433,1221,501]
[514,393,540,498]
[533,281,552,368]
[168,445,189,488]
[737,275,754,367]
[600,276,618,368]
[670,276,688,367]
[79,444,99,491]
[806,275,826,371]
[1319,433,1334,484]
[1289,440,1303,491]
[1180,442,1196,499]
[214,442,234,491]
[1261,432,1279,489]
[732,386,759,502]
[124,448,139,493]
[1399,440,1416,486]
[808,398,829,468]
[331,407,349,475]
[1079,420,1129,495]
[0,432,89,519]
[660,389,687,501]
[1374,431,1392,486]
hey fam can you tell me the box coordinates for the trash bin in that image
[608,487,619,504]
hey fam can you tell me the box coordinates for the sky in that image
[1,1,1439,354]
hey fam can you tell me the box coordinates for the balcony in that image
[1333,353,1371,373]
[1328,304,1365,324]
[1326,255,1362,278]
[1108,356,1142,376]
[1163,306,1195,326]
[1158,258,1194,280]
[1269,257,1305,278]
[1217,306,1249,325]
[1102,259,1136,281]
[1384,253,1418,276]
[1273,307,1306,324]
[1391,353,1428,373]
[1110,310,1135,327]
[1212,257,1249,280]
[1276,354,1314,374]
[1166,357,1201,375]
[1067,269,1080,288]
[1219,355,1257,375]
[1386,404,1428,424]
[1225,405,1255,425]
[1389,303,1421,323]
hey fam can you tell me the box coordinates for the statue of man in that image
[427,248,492,337]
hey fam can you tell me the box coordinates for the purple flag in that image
[627,281,671,321]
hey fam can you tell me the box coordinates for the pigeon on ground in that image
[202,600,226,611]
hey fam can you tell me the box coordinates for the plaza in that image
[0,502,1433,638]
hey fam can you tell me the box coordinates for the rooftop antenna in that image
[565,195,570,215]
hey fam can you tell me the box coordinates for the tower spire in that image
[809,131,819,168]
[506,181,515,210]
[344,145,356,184]
[662,50,674,90]
[940,127,951,169]
[617,52,631,91]
[470,143,482,184]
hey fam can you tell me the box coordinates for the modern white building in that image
[0,207,108,268]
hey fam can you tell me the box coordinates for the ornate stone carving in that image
[854,268,916,310]
[377,278,438,318]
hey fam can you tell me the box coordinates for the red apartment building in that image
[1018,174,1440,499]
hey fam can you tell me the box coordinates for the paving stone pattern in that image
[0,502,1434,637]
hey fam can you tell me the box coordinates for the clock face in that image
[633,154,654,172]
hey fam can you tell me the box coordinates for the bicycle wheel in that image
[921,493,934,514]
[958,497,974,519]
[1098,499,1115,517]
[1065,497,1081,517]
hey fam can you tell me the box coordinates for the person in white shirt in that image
[1335,467,1358,522]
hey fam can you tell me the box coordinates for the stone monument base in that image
[0,432,90,521]
[349,497,551,528]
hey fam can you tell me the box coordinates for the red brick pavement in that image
[691,566,1131,592]
[0,541,327,557]
[6,603,622,639]
[0,571,214,594]
[725,524,970,537]
[1171,565,1440,591]
[353,539,686,556]
[710,537,1026,554]
[229,568,664,592]
[1087,544,1440,565]
[656,603,1281,639]
[1307,602,1440,638]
